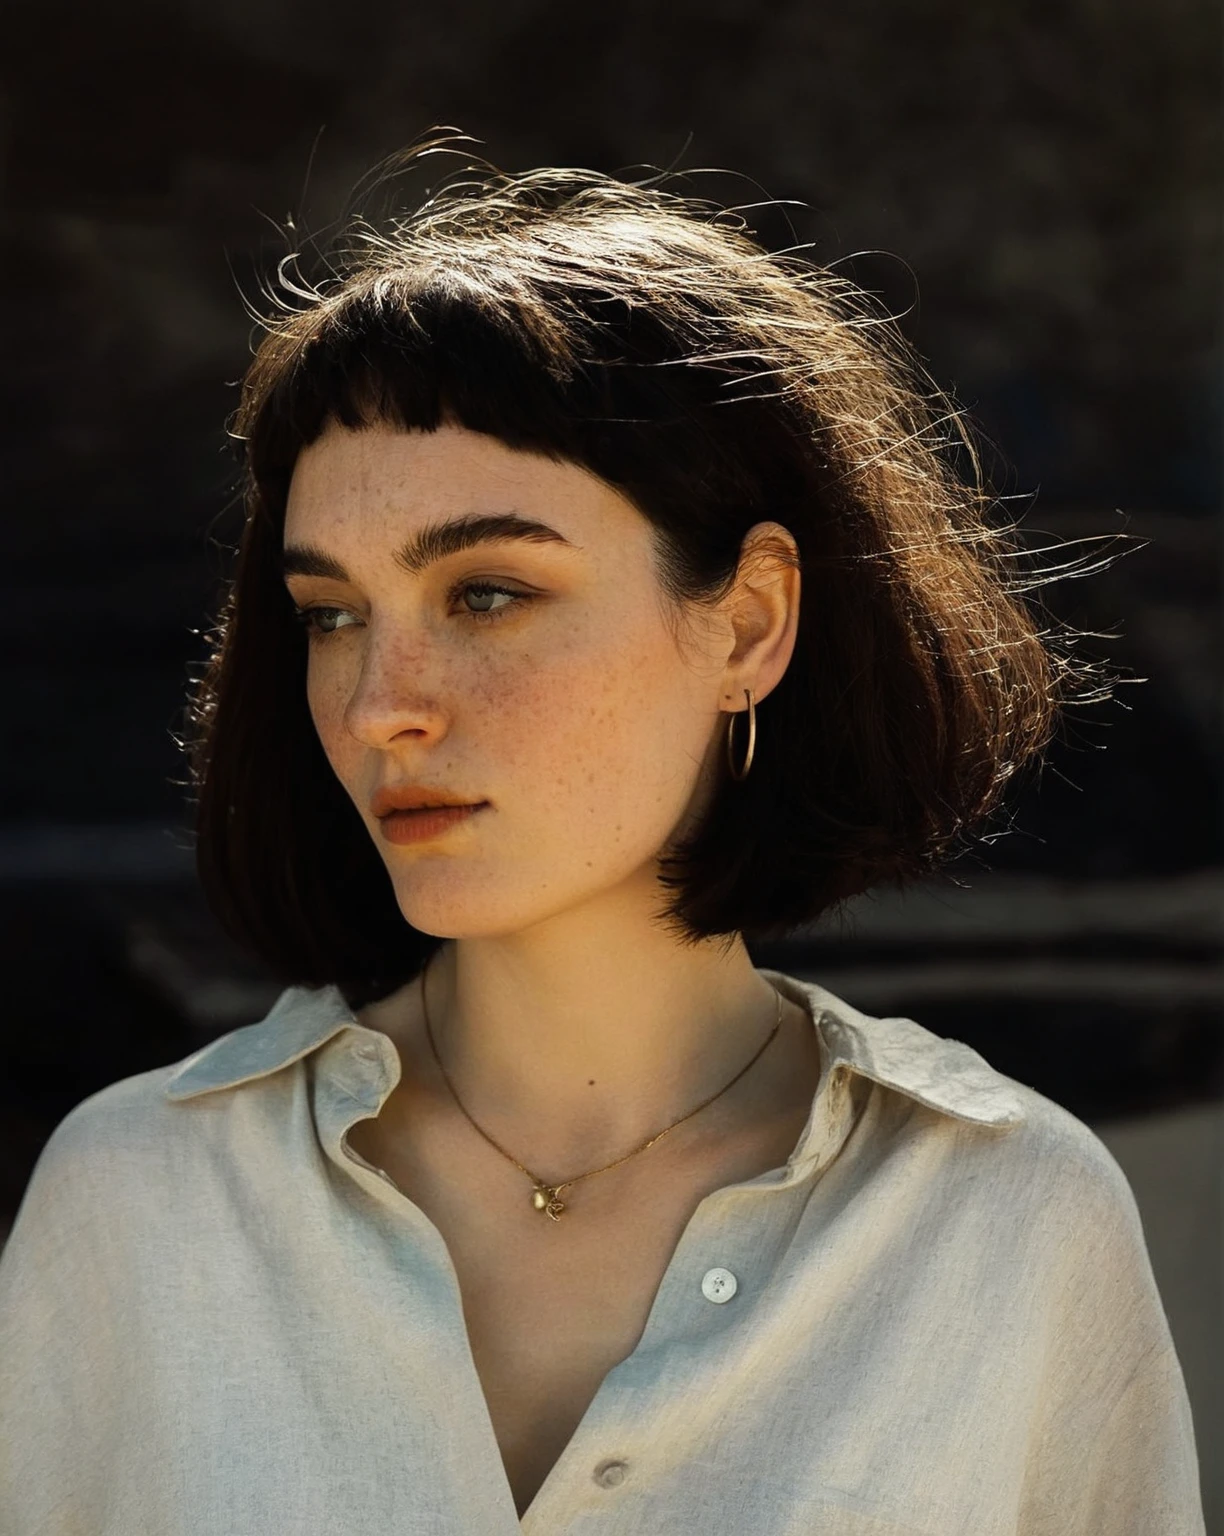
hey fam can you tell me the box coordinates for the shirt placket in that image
[518,1082,853,1532]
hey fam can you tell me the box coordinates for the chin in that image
[387,870,550,941]
[387,856,625,943]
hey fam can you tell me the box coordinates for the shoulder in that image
[904,1015,1142,1232]
[5,1059,231,1272]
[979,1069,1147,1251]
[13,985,347,1224]
[18,1060,190,1214]
[862,1016,1158,1312]
[12,982,370,1238]
[0,1059,197,1313]
[804,982,1173,1350]
[781,970,1147,1246]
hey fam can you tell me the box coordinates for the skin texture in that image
[283,417,808,1171]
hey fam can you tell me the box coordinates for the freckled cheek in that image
[489,642,650,801]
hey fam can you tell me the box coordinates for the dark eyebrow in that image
[281,512,578,582]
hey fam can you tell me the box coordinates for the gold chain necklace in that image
[419,953,783,1221]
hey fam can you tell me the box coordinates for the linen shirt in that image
[0,967,1205,1535]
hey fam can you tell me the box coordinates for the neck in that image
[373,899,792,1175]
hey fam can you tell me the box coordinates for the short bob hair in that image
[188,135,1096,1008]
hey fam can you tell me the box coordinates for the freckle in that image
[588,1080,596,1087]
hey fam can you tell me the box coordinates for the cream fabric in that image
[0,968,1205,1534]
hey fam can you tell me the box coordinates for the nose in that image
[340,625,450,751]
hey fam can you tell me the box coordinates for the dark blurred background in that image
[1,0,1220,1517]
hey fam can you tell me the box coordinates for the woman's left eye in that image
[452,580,533,622]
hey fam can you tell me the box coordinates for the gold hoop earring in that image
[726,687,756,781]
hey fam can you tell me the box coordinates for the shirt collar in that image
[765,969,1026,1131]
[163,984,359,1101]
[163,970,1026,1130]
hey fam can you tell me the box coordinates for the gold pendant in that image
[531,1185,566,1220]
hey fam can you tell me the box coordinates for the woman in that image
[0,135,1205,1533]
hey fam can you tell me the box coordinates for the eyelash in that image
[292,580,533,640]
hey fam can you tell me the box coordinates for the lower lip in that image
[378,803,488,845]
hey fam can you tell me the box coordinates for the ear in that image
[719,522,801,708]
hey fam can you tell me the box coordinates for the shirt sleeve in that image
[1068,1343,1206,1534]
[1012,1114,1207,1535]
[0,1101,133,1536]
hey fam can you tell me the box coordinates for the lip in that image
[370,784,486,818]
[377,802,489,845]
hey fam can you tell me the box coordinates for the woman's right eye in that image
[293,606,359,639]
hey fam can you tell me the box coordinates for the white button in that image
[353,1040,381,1064]
[701,1267,738,1303]
[593,1458,628,1488]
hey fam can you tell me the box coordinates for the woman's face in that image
[282,418,747,940]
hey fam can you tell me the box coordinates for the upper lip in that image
[370,785,487,817]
